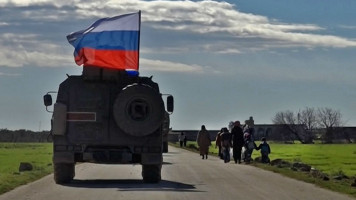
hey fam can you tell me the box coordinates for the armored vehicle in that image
[44,66,173,184]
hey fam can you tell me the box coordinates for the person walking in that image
[183,134,187,147]
[231,121,244,164]
[196,125,211,159]
[215,128,224,159]
[256,137,271,163]
[243,128,256,164]
[178,132,185,147]
[220,127,232,163]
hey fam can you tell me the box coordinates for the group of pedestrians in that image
[216,121,245,163]
[213,118,271,164]
[178,132,188,147]
[186,119,271,163]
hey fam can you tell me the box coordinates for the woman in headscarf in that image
[196,125,211,159]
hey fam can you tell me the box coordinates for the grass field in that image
[173,141,356,197]
[181,141,356,176]
[0,143,53,194]
[250,142,356,176]
[201,141,356,176]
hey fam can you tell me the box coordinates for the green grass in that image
[192,141,356,177]
[0,143,53,194]
[171,141,356,198]
[250,142,356,176]
[251,163,356,197]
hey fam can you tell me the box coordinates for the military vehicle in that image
[43,66,174,184]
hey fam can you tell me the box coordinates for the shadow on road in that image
[65,179,202,192]
[164,151,181,154]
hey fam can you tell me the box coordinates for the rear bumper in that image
[82,150,133,163]
[53,145,162,165]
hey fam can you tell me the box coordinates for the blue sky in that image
[0,0,355,131]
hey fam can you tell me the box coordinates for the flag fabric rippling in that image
[67,11,140,71]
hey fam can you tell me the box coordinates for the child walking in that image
[256,137,271,163]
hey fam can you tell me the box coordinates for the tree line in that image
[0,129,51,142]
[272,107,350,144]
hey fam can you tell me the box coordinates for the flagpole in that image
[137,10,141,71]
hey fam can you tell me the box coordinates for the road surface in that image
[0,146,354,200]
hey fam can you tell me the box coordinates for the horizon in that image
[0,0,355,131]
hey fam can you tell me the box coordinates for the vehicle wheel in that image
[54,163,75,184]
[142,164,162,183]
[113,84,165,137]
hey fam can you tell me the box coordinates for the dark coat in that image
[220,131,232,148]
[215,132,222,148]
[197,129,211,154]
[231,126,244,147]
[256,142,271,154]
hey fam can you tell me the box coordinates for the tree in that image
[298,107,317,143]
[273,107,345,144]
[298,107,317,131]
[272,110,307,143]
[317,107,343,143]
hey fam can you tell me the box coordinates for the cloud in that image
[77,0,356,48]
[339,25,356,30]
[2,0,356,48]
[215,48,241,54]
[0,32,213,73]
[0,0,74,7]
[140,58,221,73]
[0,72,21,76]
[0,33,72,68]
[0,22,8,26]
[229,61,356,86]
[140,46,191,54]
[0,0,356,69]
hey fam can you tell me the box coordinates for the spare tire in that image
[113,84,165,137]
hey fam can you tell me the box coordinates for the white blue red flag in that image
[67,12,141,71]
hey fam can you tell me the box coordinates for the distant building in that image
[169,125,356,143]
[169,124,301,142]
[327,127,356,143]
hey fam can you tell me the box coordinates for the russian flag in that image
[67,12,140,71]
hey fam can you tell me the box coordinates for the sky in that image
[0,0,356,131]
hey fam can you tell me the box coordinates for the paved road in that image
[0,146,354,200]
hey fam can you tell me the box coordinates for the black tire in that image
[142,164,162,183]
[113,84,165,137]
[54,163,75,184]
[162,141,168,153]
